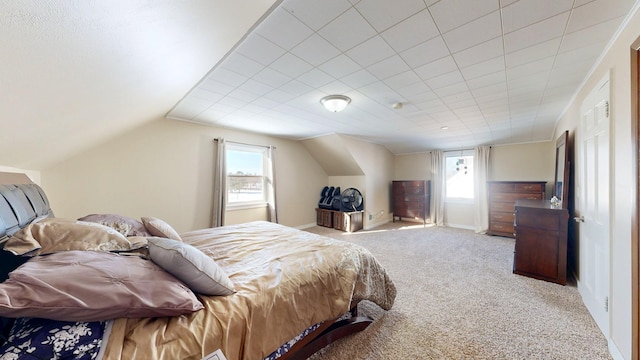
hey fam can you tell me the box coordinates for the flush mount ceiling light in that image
[320,95,351,112]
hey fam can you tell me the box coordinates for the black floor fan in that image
[340,188,364,212]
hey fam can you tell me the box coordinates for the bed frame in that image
[281,305,372,360]
[0,172,374,359]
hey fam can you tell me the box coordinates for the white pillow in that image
[147,237,236,296]
[141,217,182,241]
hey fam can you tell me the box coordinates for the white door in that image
[577,74,610,335]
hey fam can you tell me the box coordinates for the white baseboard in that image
[295,222,317,230]
[575,274,624,360]
[364,217,391,230]
[445,223,475,231]
[608,338,624,360]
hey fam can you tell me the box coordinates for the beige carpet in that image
[304,222,611,360]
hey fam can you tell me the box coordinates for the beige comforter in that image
[102,221,396,360]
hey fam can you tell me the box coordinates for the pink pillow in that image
[0,250,204,321]
[78,213,151,237]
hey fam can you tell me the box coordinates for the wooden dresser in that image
[392,180,431,225]
[513,199,569,285]
[487,181,546,238]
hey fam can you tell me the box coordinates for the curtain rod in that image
[213,138,275,149]
[429,146,491,154]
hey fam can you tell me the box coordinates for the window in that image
[226,143,268,207]
[445,150,474,200]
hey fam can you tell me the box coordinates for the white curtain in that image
[474,146,491,233]
[212,138,227,227]
[265,146,278,223]
[430,150,445,226]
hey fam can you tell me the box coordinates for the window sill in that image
[445,198,474,205]
[226,202,268,211]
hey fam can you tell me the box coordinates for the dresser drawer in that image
[491,192,543,202]
[515,183,544,193]
[489,183,515,193]
[395,183,424,195]
[394,194,424,203]
[395,208,424,219]
[395,202,424,214]
[515,210,561,231]
[490,222,514,235]
[491,202,515,212]
[487,181,546,239]
[490,212,514,224]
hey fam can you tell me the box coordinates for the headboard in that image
[0,172,54,281]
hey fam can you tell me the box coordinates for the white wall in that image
[225,206,269,226]
[490,142,555,196]
[394,144,554,230]
[41,118,328,233]
[342,136,395,229]
[0,166,41,184]
[552,8,640,359]
[394,152,431,181]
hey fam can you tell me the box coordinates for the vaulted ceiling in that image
[1,0,638,170]
[0,0,278,169]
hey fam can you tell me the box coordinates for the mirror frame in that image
[554,130,570,208]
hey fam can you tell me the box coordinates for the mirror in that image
[554,130,570,207]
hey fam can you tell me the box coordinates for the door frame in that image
[631,37,640,360]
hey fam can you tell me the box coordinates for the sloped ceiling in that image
[301,134,364,176]
[0,0,279,170]
[2,0,639,171]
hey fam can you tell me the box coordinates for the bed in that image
[0,174,396,360]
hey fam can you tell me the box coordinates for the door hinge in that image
[605,296,609,312]
[598,100,609,118]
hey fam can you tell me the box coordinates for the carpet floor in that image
[304,222,611,360]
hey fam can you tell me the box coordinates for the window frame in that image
[225,143,268,210]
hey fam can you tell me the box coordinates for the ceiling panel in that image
[167,0,638,154]
[269,53,313,78]
[281,0,352,31]
[354,0,426,32]
[346,35,396,67]
[567,0,632,33]
[505,38,562,68]
[414,56,459,80]
[501,0,574,33]
[317,8,376,51]
[380,9,440,53]
[428,0,498,33]
[399,36,450,68]
[503,12,570,53]
[366,55,411,80]
[452,37,504,68]
[459,56,505,80]
[254,7,313,49]
[441,11,502,53]
[236,34,286,66]
[290,34,341,66]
